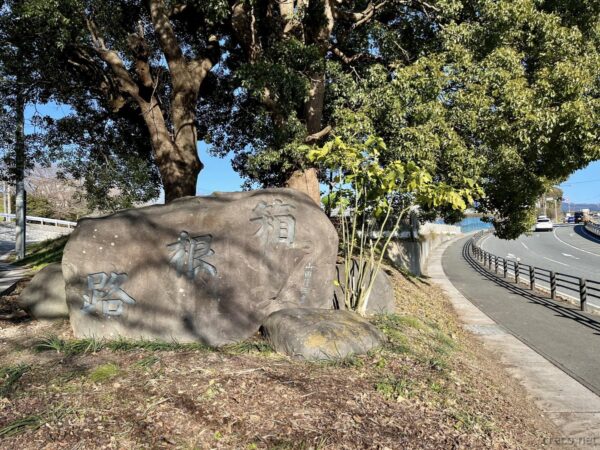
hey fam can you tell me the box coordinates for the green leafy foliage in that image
[210,0,599,238]
[309,135,478,313]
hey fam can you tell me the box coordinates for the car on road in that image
[574,211,589,223]
[567,216,575,224]
[535,217,553,231]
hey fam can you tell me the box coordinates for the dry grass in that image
[0,265,559,449]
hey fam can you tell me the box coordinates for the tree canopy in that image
[1,0,598,237]
[209,0,599,238]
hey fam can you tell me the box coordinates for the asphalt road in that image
[0,222,70,258]
[479,224,600,307]
[443,236,600,396]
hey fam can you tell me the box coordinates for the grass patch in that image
[0,414,43,437]
[318,354,365,368]
[0,406,73,437]
[11,235,69,271]
[34,336,104,356]
[450,409,495,433]
[105,338,212,353]
[33,335,280,357]
[375,376,415,401]
[0,363,30,397]
[135,355,160,369]
[33,335,214,355]
[221,340,273,355]
[89,363,119,383]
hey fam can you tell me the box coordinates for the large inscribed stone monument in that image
[62,189,339,345]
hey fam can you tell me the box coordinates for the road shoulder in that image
[426,235,600,448]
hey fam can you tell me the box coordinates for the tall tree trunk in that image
[285,0,334,205]
[285,73,326,205]
[86,0,218,203]
[138,96,201,203]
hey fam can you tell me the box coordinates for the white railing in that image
[1,213,77,228]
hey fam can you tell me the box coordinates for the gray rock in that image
[333,262,396,314]
[18,263,68,320]
[62,189,338,345]
[262,308,386,360]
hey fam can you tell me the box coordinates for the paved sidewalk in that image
[427,235,600,448]
[0,261,28,296]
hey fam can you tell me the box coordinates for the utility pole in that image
[14,84,26,260]
[2,182,5,219]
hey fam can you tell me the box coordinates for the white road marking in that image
[552,229,600,258]
[521,242,529,250]
[561,253,580,260]
[543,256,569,267]
[480,234,492,251]
[507,253,517,259]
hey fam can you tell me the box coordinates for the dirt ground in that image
[0,267,561,449]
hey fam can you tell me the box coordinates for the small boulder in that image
[18,263,68,320]
[333,262,396,314]
[262,308,386,360]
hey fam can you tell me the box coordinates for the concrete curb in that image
[426,235,600,449]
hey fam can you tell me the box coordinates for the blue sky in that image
[23,102,600,203]
[197,143,244,194]
[559,161,600,205]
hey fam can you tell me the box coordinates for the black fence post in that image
[550,271,556,299]
[494,256,498,274]
[580,278,587,312]
[529,266,535,290]
[503,260,507,278]
[515,260,520,284]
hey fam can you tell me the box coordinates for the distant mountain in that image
[561,202,600,212]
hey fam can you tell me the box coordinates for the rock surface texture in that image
[18,263,68,320]
[333,262,396,314]
[262,308,386,360]
[62,189,338,345]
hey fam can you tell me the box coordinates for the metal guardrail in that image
[585,221,600,238]
[1,213,77,228]
[470,231,600,312]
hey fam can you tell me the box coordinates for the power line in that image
[561,179,600,186]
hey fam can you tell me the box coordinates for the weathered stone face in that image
[62,189,339,345]
[333,263,396,314]
[18,263,68,320]
[262,308,386,360]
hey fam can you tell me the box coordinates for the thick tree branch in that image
[188,34,220,84]
[336,1,389,28]
[127,23,154,89]
[149,0,185,76]
[305,125,332,143]
[231,1,261,61]
[86,18,140,99]
[330,46,382,64]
